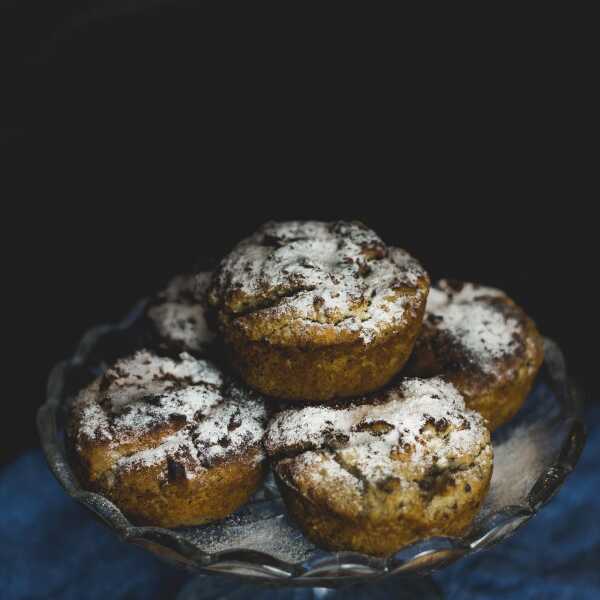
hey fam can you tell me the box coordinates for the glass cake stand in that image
[38,300,586,599]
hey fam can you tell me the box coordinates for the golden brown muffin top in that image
[207,221,429,346]
[265,378,491,518]
[411,280,542,386]
[71,350,268,478]
[146,272,215,354]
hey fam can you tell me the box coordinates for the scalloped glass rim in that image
[37,301,586,586]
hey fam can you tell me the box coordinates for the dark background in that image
[3,2,593,467]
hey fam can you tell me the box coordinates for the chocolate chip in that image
[434,417,449,433]
[458,418,471,431]
[228,413,242,431]
[419,468,456,498]
[313,296,325,308]
[323,429,350,449]
[377,477,401,493]
[360,241,387,260]
[427,313,444,324]
[357,260,372,277]
[420,415,450,434]
[142,395,162,407]
[166,457,186,482]
[353,420,394,436]
[169,413,187,425]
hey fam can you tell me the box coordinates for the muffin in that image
[145,272,215,355]
[68,350,268,527]
[265,378,493,556]
[406,280,544,431]
[207,221,429,402]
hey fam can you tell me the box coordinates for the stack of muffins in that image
[69,221,544,556]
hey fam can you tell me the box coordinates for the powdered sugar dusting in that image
[266,377,489,485]
[147,272,215,353]
[78,400,112,441]
[190,513,315,562]
[103,350,222,409]
[112,384,222,434]
[209,221,428,344]
[72,350,267,479]
[426,281,521,373]
[482,420,556,516]
[116,429,194,470]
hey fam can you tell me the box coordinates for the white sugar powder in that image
[73,351,267,477]
[266,377,488,482]
[426,282,520,373]
[147,272,215,352]
[210,221,428,344]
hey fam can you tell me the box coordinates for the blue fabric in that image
[436,406,600,599]
[1,406,598,599]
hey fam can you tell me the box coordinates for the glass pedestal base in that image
[177,574,442,599]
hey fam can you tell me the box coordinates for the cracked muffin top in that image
[146,272,215,354]
[409,280,543,392]
[265,378,492,518]
[207,220,429,346]
[70,350,268,481]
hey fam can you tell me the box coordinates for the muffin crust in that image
[265,378,493,556]
[208,221,429,401]
[68,350,268,527]
[407,280,544,431]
